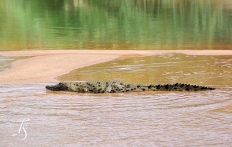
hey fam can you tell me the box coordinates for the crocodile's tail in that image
[148,83,215,91]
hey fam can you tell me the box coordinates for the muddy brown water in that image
[1,54,232,146]
[59,54,232,86]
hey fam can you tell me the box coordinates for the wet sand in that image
[0,50,232,84]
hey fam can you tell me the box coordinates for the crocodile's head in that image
[46,82,68,91]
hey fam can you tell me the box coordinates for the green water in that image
[0,0,232,50]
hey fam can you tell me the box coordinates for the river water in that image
[0,54,232,146]
[1,0,232,50]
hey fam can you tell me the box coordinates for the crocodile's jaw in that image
[46,83,68,91]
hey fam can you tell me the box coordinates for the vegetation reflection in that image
[0,0,232,50]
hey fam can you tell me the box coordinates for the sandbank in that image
[0,50,232,84]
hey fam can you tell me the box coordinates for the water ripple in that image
[0,81,231,146]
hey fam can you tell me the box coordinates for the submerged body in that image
[46,81,215,93]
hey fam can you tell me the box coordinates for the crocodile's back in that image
[84,81,151,93]
[86,81,126,93]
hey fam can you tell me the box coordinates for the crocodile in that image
[46,81,215,93]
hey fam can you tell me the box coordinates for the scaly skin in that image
[46,81,215,93]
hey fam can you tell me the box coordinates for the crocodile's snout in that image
[46,83,68,91]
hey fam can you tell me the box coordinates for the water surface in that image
[0,56,28,72]
[59,54,232,86]
[0,84,231,146]
[0,0,232,50]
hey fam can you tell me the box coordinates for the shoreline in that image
[0,50,232,84]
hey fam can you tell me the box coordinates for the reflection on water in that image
[0,83,232,146]
[58,54,232,87]
[1,0,232,50]
[0,54,231,146]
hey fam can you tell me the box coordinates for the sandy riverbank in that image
[0,50,232,84]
